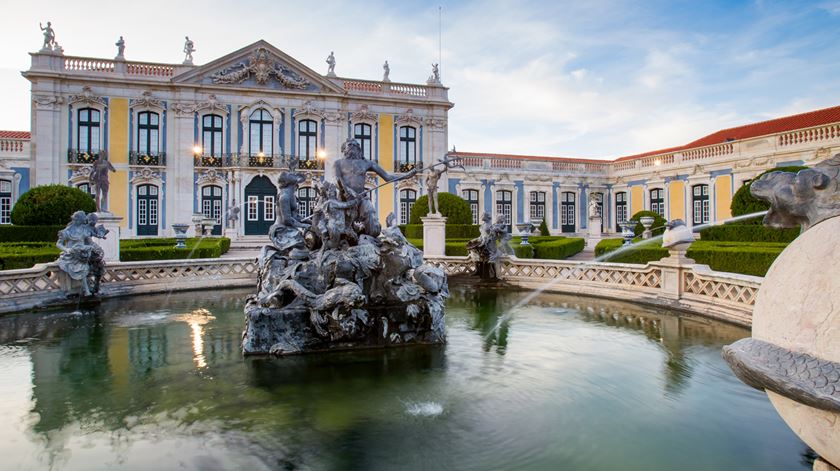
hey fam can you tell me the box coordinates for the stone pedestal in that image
[422,215,447,257]
[587,216,603,247]
[95,212,122,262]
[224,227,239,240]
[650,248,697,300]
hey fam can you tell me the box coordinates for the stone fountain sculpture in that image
[242,139,448,356]
[723,155,840,470]
[466,212,513,280]
[56,211,109,296]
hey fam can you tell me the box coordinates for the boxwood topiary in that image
[409,193,473,225]
[11,185,95,226]
[730,166,808,224]
[538,218,550,236]
[629,210,667,237]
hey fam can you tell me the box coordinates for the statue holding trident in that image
[89,154,116,212]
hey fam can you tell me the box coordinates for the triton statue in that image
[723,155,840,468]
[242,141,447,356]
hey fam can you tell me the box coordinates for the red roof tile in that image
[0,131,30,139]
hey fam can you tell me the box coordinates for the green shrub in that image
[532,237,585,260]
[400,224,479,240]
[0,225,65,242]
[445,241,469,256]
[514,244,534,258]
[731,166,808,223]
[120,237,230,261]
[594,238,785,276]
[629,210,667,237]
[538,218,550,236]
[11,185,95,226]
[699,224,799,243]
[409,193,473,225]
[0,242,60,270]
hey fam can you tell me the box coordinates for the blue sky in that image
[1,0,838,159]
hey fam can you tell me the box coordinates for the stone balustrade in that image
[0,138,27,153]
[339,78,448,102]
[0,254,763,326]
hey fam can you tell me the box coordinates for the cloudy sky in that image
[1,0,839,159]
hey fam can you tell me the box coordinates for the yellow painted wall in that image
[715,175,732,221]
[630,186,644,215]
[377,114,394,226]
[668,181,685,221]
[109,98,129,227]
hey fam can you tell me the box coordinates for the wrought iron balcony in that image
[67,149,100,164]
[297,158,324,170]
[194,154,226,168]
[191,153,326,170]
[129,151,166,166]
[248,154,276,167]
[395,160,423,173]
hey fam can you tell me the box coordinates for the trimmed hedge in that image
[594,238,785,276]
[120,237,231,262]
[409,193,473,225]
[0,242,60,270]
[699,224,799,243]
[731,166,808,223]
[400,224,479,240]
[11,185,95,226]
[538,218,550,236]
[0,225,65,242]
[630,210,667,237]
[532,237,585,259]
[406,235,584,260]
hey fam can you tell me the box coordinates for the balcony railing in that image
[193,153,326,170]
[298,158,324,170]
[129,151,166,166]
[67,149,100,164]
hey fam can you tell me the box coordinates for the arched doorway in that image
[244,175,276,235]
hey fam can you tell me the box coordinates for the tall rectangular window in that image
[692,184,710,225]
[247,196,258,221]
[0,179,11,225]
[649,188,665,217]
[298,187,316,220]
[202,114,223,157]
[399,189,417,224]
[264,195,275,222]
[463,189,479,225]
[399,126,416,165]
[530,191,546,222]
[137,111,159,155]
[298,120,317,161]
[496,190,512,231]
[615,192,627,232]
[354,123,373,159]
[77,108,101,153]
[249,109,273,156]
[561,191,576,232]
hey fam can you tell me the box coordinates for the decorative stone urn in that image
[172,224,190,249]
[639,216,654,239]
[516,221,535,246]
[723,157,840,469]
[621,220,636,246]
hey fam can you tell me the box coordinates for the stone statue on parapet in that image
[89,153,116,212]
[183,36,195,64]
[333,138,416,237]
[40,21,55,50]
[429,63,441,84]
[115,36,125,59]
[56,211,108,296]
[383,60,390,82]
[326,51,336,76]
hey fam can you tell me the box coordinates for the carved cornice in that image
[172,94,227,117]
[293,100,325,120]
[68,86,107,108]
[130,90,164,111]
[395,108,423,127]
[351,104,377,124]
[324,111,343,124]
[33,94,64,110]
[196,169,227,186]
[424,117,447,129]
[130,168,162,185]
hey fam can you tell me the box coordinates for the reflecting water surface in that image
[0,286,809,470]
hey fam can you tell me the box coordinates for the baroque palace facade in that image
[2,36,840,237]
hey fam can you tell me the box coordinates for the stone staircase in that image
[224,236,269,257]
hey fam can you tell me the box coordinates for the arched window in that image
[354,123,373,159]
[249,109,273,156]
[692,184,710,225]
[399,189,417,224]
[298,119,317,161]
[137,111,160,156]
[561,191,576,233]
[398,126,417,170]
[462,189,479,225]
[202,114,223,157]
[615,191,627,232]
[297,187,316,220]
[649,188,665,217]
[530,191,546,222]
[77,108,101,154]
[496,190,512,232]
[0,179,11,225]
[136,184,159,236]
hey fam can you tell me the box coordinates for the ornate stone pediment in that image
[293,100,325,120]
[130,168,162,185]
[172,94,228,117]
[210,47,311,89]
[196,169,227,186]
[395,108,423,127]
[130,90,164,110]
[351,105,377,123]
[68,86,107,107]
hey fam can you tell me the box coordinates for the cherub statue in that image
[494,214,514,255]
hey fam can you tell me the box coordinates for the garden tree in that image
[409,193,473,225]
[11,185,95,226]
[539,218,550,236]
[629,210,667,237]
[730,165,808,224]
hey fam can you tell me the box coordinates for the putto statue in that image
[466,212,513,280]
[39,21,55,50]
[56,211,108,296]
[89,154,116,212]
[242,142,448,356]
[183,36,195,64]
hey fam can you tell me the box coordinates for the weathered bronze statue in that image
[56,211,108,296]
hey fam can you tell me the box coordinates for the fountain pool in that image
[0,285,809,470]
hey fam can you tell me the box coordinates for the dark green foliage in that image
[409,193,473,225]
[629,210,667,237]
[445,241,469,256]
[514,244,534,258]
[594,238,785,276]
[0,242,60,270]
[730,166,808,223]
[532,238,585,259]
[120,237,230,262]
[0,225,65,242]
[538,218,550,236]
[699,224,799,243]
[400,224,479,239]
[11,185,95,226]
